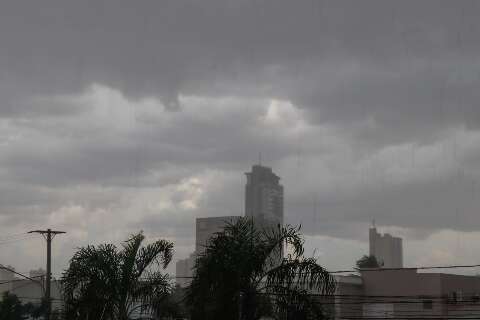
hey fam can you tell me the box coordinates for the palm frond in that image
[266,257,336,295]
[62,244,120,319]
[135,239,174,276]
[261,224,304,263]
[187,217,335,320]
[62,232,174,320]
[129,272,172,316]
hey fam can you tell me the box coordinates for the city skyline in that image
[176,163,283,287]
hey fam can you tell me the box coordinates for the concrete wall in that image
[334,275,364,320]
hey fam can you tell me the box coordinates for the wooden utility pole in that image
[29,229,66,320]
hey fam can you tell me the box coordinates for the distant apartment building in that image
[360,269,480,319]
[245,164,284,228]
[176,216,240,288]
[369,226,403,268]
[317,270,480,319]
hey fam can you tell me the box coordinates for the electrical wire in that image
[174,262,480,278]
[0,275,44,285]
[0,233,40,245]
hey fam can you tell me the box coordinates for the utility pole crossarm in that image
[29,228,66,320]
[28,230,66,236]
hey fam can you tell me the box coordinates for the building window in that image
[423,300,433,310]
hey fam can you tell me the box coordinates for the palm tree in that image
[187,218,336,320]
[62,232,174,320]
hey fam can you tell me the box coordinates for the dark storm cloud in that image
[2,0,480,126]
[1,95,300,187]
[2,0,480,271]
[294,59,480,147]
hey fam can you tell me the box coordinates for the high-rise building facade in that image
[176,165,285,288]
[245,165,284,228]
[369,227,403,268]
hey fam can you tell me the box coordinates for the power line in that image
[0,265,44,288]
[0,234,40,245]
[0,275,45,286]
[326,263,480,274]
[0,232,29,240]
[174,262,480,279]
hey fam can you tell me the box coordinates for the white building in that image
[369,226,403,268]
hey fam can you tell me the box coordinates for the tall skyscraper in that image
[369,226,403,268]
[245,164,284,228]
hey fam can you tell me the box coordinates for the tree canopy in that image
[187,217,336,320]
[62,232,176,320]
[0,292,26,320]
[356,255,380,269]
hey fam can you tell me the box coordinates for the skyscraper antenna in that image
[258,152,262,165]
[372,219,376,228]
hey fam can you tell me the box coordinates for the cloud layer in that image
[1,0,480,274]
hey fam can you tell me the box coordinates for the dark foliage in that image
[187,217,336,320]
[62,232,176,320]
[356,255,380,269]
[0,292,26,320]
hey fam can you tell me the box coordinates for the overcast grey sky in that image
[2,0,480,275]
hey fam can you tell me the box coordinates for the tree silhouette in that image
[62,232,175,320]
[187,218,336,320]
[356,255,380,269]
[0,292,27,320]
